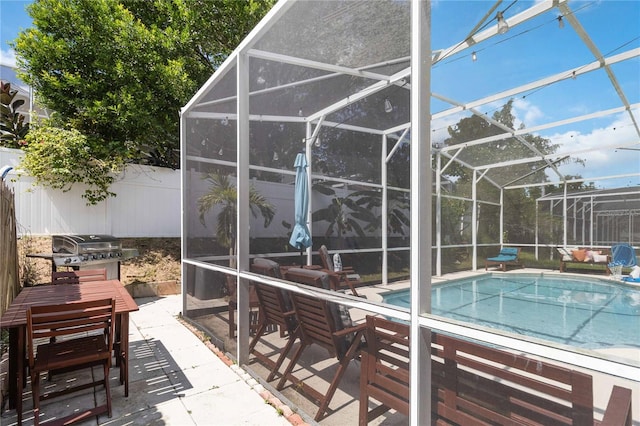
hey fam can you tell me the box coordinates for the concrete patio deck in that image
[2,270,637,425]
[1,294,294,426]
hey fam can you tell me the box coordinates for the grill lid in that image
[52,234,122,254]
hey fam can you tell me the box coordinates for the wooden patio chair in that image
[277,268,366,421]
[49,269,110,346]
[26,298,116,426]
[51,268,107,284]
[228,259,285,338]
[50,268,122,381]
[318,245,361,296]
[359,316,410,426]
[226,275,260,338]
[248,260,299,382]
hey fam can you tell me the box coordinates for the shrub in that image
[20,123,123,204]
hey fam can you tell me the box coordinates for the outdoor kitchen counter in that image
[0,280,139,415]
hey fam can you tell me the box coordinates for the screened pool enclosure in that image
[181,0,639,423]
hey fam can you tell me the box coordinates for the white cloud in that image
[547,110,640,185]
[513,98,544,127]
[0,48,18,69]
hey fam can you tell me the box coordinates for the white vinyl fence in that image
[1,148,180,237]
[2,147,389,240]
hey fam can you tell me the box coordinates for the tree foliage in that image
[439,99,592,244]
[12,0,275,171]
[442,99,561,194]
[198,173,275,267]
[21,122,123,204]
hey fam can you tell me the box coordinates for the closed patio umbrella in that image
[289,153,312,263]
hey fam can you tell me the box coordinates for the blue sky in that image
[1,0,638,187]
[0,0,32,70]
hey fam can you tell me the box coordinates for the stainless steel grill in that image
[28,234,138,280]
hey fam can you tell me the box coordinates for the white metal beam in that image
[307,67,411,122]
[434,0,568,64]
[433,48,640,121]
[559,2,640,141]
[482,138,640,172]
[433,93,564,181]
[438,103,640,150]
[410,1,431,424]
[507,172,640,190]
[247,49,392,82]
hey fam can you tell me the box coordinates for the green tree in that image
[12,0,275,170]
[441,99,574,244]
[198,173,275,268]
[443,99,561,193]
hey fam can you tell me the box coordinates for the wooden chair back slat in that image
[248,260,299,382]
[279,268,366,421]
[27,298,115,367]
[289,293,339,355]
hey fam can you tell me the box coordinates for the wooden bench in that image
[360,316,633,425]
[558,247,611,275]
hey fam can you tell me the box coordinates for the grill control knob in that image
[64,257,72,264]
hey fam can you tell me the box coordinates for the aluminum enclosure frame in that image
[181,1,640,424]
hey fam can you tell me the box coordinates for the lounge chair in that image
[318,245,361,296]
[612,243,639,282]
[611,243,637,268]
[485,246,522,272]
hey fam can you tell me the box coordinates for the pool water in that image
[383,275,640,349]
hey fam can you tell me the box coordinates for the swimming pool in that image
[382,274,640,349]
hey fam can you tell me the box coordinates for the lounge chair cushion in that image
[487,247,519,262]
[585,250,599,261]
[572,249,587,262]
[593,254,608,263]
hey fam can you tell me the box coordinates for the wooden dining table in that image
[0,280,139,417]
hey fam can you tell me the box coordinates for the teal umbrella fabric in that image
[289,153,312,253]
